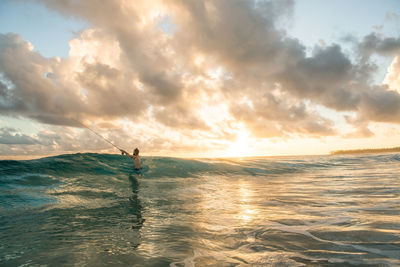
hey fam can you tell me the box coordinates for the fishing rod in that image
[71,118,123,151]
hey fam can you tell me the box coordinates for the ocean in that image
[0,153,399,266]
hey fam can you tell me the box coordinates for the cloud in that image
[361,86,400,122]
[358,33,400,58]
[169,0,295,67]
[0,127,39,145]
[343,115,374,138]
[275,44,361,110]
[1,0,400,157]
[0,33,82,118]
[0,32,147,120]
[383,55,400,91]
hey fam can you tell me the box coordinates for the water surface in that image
[1,153,399,266]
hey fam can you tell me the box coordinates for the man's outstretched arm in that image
[120,149,134,158]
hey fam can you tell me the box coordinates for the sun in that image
[223,127,254,158]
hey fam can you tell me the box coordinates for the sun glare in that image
[224,126,253,158]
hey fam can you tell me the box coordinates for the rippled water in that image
[1,153,400,266]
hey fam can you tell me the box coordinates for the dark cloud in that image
[358,33,400,58]
[276,45,360,110]
[361,86,400,122]
[30,115,81,126]
[169,0,300,74]
[0,127,39,144]
[153,104,209,130]
[229,91,336,138]
[139,71,183,104]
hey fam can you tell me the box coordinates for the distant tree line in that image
[331,146,400,155]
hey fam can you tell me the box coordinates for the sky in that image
[0,0,400,159]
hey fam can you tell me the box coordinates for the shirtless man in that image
[121,148,141,171]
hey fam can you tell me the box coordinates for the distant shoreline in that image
[331,147,400,155]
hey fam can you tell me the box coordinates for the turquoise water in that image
[1,153,400,266]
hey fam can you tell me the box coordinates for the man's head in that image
[133,148,139,155]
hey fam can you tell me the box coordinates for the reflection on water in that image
[128,173,145,231]
[138,156,400,266]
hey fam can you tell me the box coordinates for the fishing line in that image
[71,118,122,151]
